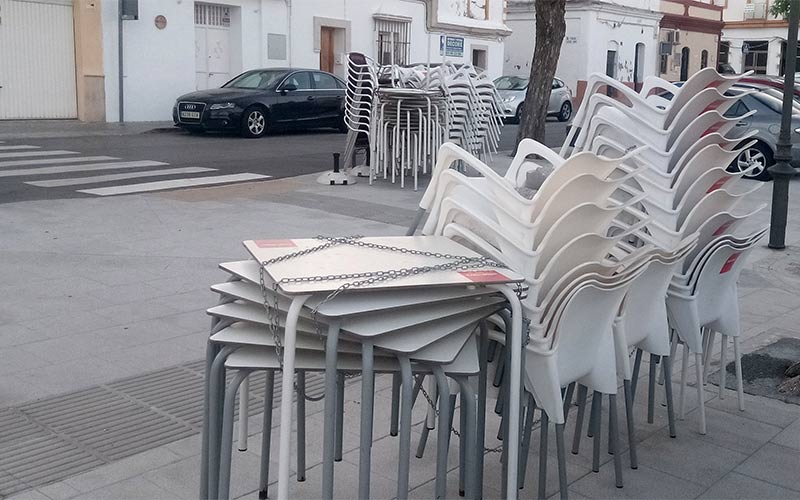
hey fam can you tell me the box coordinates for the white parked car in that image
[494,75,573,123]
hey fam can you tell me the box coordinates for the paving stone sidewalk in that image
[2,165,800,499]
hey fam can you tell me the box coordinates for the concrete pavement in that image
[0,135,799,498]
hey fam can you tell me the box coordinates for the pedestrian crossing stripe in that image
[0,160,168,178]
[0,145,39,151]
[25,167,216,188]
[78,173,271,196]
[0,150,77,159]
[0,156,118,168]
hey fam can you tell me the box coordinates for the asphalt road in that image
[0,120,568,204]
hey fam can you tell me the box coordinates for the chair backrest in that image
[679,183,764,237]
[671,142,750,199]
[681,204,766,272]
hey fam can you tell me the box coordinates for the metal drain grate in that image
[0,358,328,498]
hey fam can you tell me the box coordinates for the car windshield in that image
[494,76,528,91]
[223,70,286,90]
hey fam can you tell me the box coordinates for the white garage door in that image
[194,3,231,90]
[0,0,77,119]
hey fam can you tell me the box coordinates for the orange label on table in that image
[720,252,741,274]
[459,270,509,282]
[254,239,297,248]
[706,176,730,193]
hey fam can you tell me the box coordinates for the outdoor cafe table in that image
[242,235,526,500]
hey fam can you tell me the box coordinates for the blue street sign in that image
[439,35,464,57]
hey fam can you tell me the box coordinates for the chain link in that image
[257,235,521,402]
[415,375,504,454]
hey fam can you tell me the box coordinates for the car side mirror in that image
[280,83,298,95]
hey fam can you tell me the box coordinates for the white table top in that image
[243,236,523,295]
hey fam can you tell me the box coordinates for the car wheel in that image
[241,107,268,138]
[729,142,773,181]
[557,101,572,122]
[513,104,523,124]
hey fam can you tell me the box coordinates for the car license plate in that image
[180,111,200,119]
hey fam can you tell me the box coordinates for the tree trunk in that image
[515,0,567,150]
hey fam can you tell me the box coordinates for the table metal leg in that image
[571,385,588,455]
[335,372,345,462]
[538,410,549,500]
[297,370,306,481]
[200,340,221,500]
[218,370,251,500]
[456,376,477,500]
[207,345,236,500]
[358,343,374,500]
[259,371,275,499]
[397,356,414,500]
[433,366,451,499]
[277,295,311,500]
[390,374,401,437]
[476,322,489,499]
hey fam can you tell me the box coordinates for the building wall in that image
[659,29,719,80]
[102,0,509,122]
[503,0,661,106]
[658,0,723,80]
[721,0,789,75]
[73,0,105,122]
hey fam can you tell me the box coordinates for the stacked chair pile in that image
[201,69,768,500]
[344,53,505,189]
[409,68,768,497]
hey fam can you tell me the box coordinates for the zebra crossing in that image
[0,144,271,197]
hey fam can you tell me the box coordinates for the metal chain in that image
[257,235,520,401]
[415,375,504,454]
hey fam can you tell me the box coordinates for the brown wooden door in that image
[320,27,335,73]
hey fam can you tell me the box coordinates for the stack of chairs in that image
[407,68,767,498]
[343,55,504,189]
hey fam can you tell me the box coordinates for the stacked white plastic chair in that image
[565,67,768,436]
[410,138,684,498]
[343,55,504,189]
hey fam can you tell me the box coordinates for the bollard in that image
[316,152,357,185]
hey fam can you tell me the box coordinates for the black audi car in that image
[173,68,347,138]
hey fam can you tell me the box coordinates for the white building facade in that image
[103,0,510,122]
[504,0,661,107]
[721,0,793,76]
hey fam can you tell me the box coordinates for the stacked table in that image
[202,235,526,500]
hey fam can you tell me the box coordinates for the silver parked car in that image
[494,75,573,123]
[722,84,800,181]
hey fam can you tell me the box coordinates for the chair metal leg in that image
[358,343,375,500]
[695,353,707,435]
[703,330,716,386]
[396,357,414,500]
[679,343,689,420]
[587,391,599,439]
[662,356,677,438]
[571,385,588,455]
[609,394,623,489]
[218,370,251,500]
[555,423,568,500]
[487,339,498,363]
[296,370,306,481]
[238,376,249,452]
[630,349,643,402]
[390,373,401,437]
[335,372,345,462]
[518,393,536,490]
[493,346,506,388]
[622,379,638,470]
[459,393,467,497]
[563,383,575,421]
[537,410,549,500]
[648,354,659,424]
[733,337,745,411]
[719,335,728,400]
[591,391,602,473]
[258,371,275,500]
